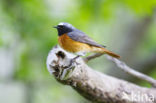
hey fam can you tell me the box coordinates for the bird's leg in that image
[73,55,81,60]
[71,55,81,63]
[61,55,81,80]
[67,55,81,68]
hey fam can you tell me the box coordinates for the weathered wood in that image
[46,45,156,103]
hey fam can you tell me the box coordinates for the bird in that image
[54,22,120,63]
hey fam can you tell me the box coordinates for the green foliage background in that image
[0,0,156,103]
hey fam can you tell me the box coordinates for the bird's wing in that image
[67,30,106,48]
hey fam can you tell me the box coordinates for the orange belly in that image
[58,34,120,58]
[58,34,92,53]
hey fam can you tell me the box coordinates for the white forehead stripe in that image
[58,22,65,26]
[58,22,73,27]
[58,22,75,29]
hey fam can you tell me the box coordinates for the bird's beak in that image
[53,26,58,28]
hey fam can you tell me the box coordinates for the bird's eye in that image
[59,26,64,28]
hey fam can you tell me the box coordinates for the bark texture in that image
[46,45,156,103]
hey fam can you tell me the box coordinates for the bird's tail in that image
[92,47,120,58]
[102,48,120,58]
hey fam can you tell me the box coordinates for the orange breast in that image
[58,34,91,53]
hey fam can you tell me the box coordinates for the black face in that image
[54,23,74,36]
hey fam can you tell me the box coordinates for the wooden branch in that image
[107,15,153,80]
[84,53,156,88]
[106,55,156,88]
[83,53,104,63]
[46,46,156,103]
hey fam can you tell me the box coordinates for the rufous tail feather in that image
[92,47,120,58]
[101,48,120,58]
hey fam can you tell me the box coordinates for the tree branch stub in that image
[46,45,156,103]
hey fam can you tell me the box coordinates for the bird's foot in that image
[64,55,80,69]
[66,58,78,68]
[60,55,81,80]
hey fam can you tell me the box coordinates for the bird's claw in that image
[68,59,75,69]
[63,58,80,69]
[70,58,81,66]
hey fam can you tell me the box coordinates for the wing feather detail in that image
[67,30,106,48]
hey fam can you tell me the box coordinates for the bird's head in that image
[54,22,75,36]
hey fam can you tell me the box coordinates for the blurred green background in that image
[0,0,156,103]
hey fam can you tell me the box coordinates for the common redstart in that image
[54,22,120,61]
